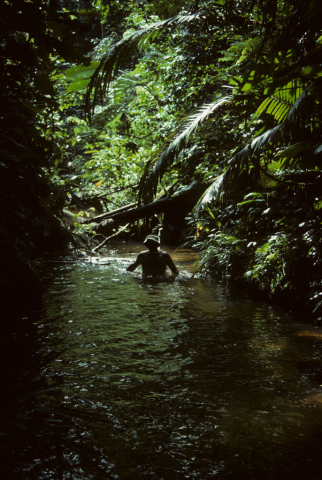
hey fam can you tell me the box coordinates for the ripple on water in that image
[34,251,322,480]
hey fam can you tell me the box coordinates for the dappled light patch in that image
[296,331,322,339]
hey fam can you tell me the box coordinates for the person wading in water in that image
[126,235,179,277]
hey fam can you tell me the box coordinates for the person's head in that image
[143,235,160,250]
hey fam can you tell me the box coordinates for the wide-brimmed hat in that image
[143,235,160,246]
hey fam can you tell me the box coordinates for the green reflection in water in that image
[36,252,322,480]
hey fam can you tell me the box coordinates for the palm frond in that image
[224,123,282,185]
[139,96,231,201]
[250,123,282,155]
[168,97,231,153]
[197,124,282,210]
[196,174,224,213]
[85,12,203,119]
[284,86,311,124]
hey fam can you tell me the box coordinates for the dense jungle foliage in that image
[1,0,322,320]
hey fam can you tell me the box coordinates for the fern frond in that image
[111,71,147,103]
[255,80,304,123]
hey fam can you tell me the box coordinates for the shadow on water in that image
[6,245,322,479]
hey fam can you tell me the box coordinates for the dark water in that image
[25,245,322,479]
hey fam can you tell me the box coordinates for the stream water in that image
[26,244,322,479]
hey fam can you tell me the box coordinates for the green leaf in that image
[238,198,265,206]
[67,78,91,92]
[65,62,100,80]
[243,192,265,200]
[301,65,322,78]
[276,141,312,158]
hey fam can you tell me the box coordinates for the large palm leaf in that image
[139,96,231,202]
[197,73,322,211]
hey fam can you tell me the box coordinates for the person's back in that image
[126,235,179,277]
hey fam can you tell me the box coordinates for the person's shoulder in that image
[159,250,171,257]
[138,250,149,257]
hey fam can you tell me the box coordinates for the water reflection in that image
[32,248,322,479]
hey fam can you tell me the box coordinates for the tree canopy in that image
[2,0,322,320]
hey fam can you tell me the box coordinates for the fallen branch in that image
[92,223,130,253]
[96,181,209,233]
[83,182,180,225]
[83,202,137,224]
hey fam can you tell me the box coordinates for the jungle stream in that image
[13,244,322,479]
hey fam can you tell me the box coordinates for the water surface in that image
[32,245,322,479]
